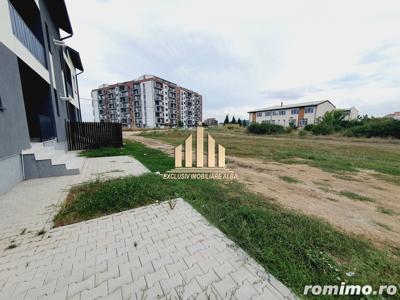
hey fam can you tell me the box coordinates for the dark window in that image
[0,96,5,111]
[54,90,60,116]
[45,23,52,54]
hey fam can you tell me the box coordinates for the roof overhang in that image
[67,47,83,71]
[248,100,336,113]
[45,0,73,35]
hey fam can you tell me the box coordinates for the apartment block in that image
[92,75,203,128]
[0,0,83,194]
[248,100,358,127]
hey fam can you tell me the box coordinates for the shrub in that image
[247,123,285,135]
[303,124,315,131]
[284,127,293,134]
[298,130,308,136]
[311,123,334,135]
[344,118,400,138]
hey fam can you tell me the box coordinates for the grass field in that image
[56,140,400,299]
[140,128,400,177]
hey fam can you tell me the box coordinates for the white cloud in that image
[65,0,400,121]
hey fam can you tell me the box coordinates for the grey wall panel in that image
[0,154,23,195]
[39,0,69,142]
[0,42,31,158]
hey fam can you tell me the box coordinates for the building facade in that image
[203,118,218,126]
[385,112,400,120]
[92,75,203,128]
[0,0,83,194]
[248,100,358,128]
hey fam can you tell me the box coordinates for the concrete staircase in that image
[21,140,85,179]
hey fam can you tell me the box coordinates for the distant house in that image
[385,112,400,120]
[248,100,358,127]
[203,118,218,126]
[341,107,359,121]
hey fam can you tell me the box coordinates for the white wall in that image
[91,90,100,122]
[315,101,336,122]
[64,51,80,108]
[254,101,337,127]
[143,81,155,127]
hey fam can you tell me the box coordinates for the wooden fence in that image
[65,121,123,150]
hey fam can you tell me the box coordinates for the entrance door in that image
[18,59,56,141]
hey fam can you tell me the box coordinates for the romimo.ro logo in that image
[304,283,399,296]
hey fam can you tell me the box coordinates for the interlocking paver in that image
[196,270,220,290]
[212,275,238,299]
[81,281,108,300]
[0,199,295,300]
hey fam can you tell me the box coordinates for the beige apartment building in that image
[248,100,358,127]
[92,75,202,128]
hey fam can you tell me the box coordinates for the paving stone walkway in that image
[0,199,296,299]
[0,156,148,250]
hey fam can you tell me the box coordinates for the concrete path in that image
[0,199,296,300]
[0,155,148,250]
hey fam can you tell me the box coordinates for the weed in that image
[338,191,374,202]
[6,243,17,250]
[377,207,399,216]
[55,141,400,298]
[37,229,46,236]
[279,176,301,184]
[375,222,392,231]
[326,197,339,202]
[168,199,177,210]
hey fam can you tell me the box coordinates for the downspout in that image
[20,152,25,180]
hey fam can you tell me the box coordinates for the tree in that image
[237,118,242,126]
[231,116,236,124]
[177,120,184,128]
[224,115,229,124]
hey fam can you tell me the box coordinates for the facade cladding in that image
[92,75,203,128]
[248,100,358,128]
[0,0,83,194]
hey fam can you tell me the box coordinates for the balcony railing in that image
[8,1,46,67]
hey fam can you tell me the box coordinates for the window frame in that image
[0,96,5,111]
[304,107,315,114]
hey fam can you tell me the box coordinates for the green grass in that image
[377,207,399,216]
[80,140,174,173]
[338,191,374,202]
[279,176,301,184]
[141,129,400,177]
[56,140,400,299]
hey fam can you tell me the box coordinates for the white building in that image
[248,100,358,127]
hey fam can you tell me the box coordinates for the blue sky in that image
[66,0,400,122]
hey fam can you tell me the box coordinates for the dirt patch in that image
[124,133,175,157]
[125,133,400,250]
[228,156,400,250]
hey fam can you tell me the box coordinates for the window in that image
[257,112,262,117]
[291,109,299,115]
[272,111,278,116]
[265,111,271,116]
[279,110,286,115]
[45,23,52,54]
[271,120,276,124]
[299,118,308,127]
[305,107,314,114]
[0,96,5,111]
[54,90,60,116]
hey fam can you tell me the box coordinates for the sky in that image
[65,0,400,122]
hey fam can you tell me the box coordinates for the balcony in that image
[8,1,46,67]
